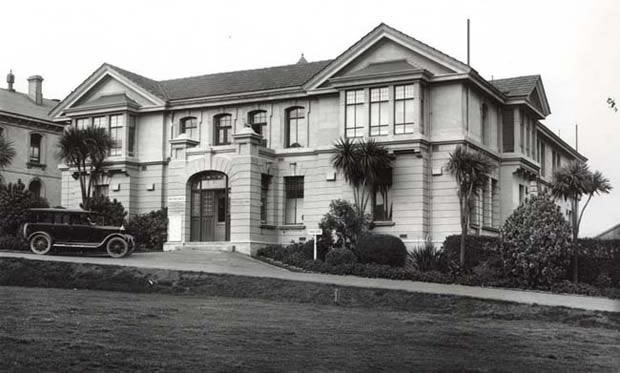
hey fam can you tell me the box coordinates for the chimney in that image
[6,70,15,92]
[27,75,43,105]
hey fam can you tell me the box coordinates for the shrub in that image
[84,195,127,227]
[409,240,446,272]
[550,280,602,297]
[0,180,49,236]
[500,192,573,288]
[319,199,369,249]
[325,247,357,266]
[126,208,168,251]
[0,236,27,251]
[302,239,331,261]
[356,233,407,267]
[573,239,620,287]
[442,234,500,270]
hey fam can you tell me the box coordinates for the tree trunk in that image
[572,198,579,283]
[459,197,466,268]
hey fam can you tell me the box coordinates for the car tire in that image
[29,233,52,255]
[106,237,130,258]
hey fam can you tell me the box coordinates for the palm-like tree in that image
[57,126,114,210]
[446,145,496,268]
[552,161,612,281]
[331,137,392,216]
[0,135,17,183]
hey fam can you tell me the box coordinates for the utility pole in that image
[575,124,579,151]
[467,19,471,65]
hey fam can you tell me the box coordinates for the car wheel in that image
[29,233,52,255]
[106,237,130,258]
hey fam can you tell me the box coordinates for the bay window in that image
[109,114,123,156]
[394,84,415,134]
[345,90,365,138]
[369,87,389,136]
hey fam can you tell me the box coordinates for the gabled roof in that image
[68,93,140,111]
[159,60,332,100]
[490,75,540,97]
[0,87,58,122]
[345,59,420,77]
[106,64,168,100]
[595,223,620,239]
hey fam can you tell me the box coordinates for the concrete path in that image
[1,250,619,313]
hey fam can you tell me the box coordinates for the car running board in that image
[53,243,100,248]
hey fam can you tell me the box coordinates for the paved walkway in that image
[1,250,619,313]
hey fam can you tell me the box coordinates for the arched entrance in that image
[29,179,42,199]
[189,171,230,241]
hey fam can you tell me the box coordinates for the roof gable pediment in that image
[305,23,471,90]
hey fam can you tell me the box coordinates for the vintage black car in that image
[22,208,134,258]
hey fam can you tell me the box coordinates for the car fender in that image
[27,231,53,244]
[101,233,134,249]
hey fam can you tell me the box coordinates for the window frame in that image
[180,116,198,140]
[248,110,267,137]
[345,89,365,138]
[394,84,415,135]
[284,176,304,225]
[285,107,305,148]
[214,114,233,146]
[29,133,42,164]
[369,87,390,137]
[108,114,124,156]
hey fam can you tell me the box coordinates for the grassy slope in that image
[0,258,620,371]
[1,286,619,372]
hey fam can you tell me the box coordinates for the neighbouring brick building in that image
[49,23,585,254]
[0,71,66,206]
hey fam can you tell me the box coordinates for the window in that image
[92,116,106,129]
[526,120,531,156]
[215,114,232,145]
[372,168,393,221]
[29,134,42,163]
[491,179,499,228]
[29,179,42,198]
[345,90,365,138]
[552,150,561,173]
[482,177,491,227]
[127,115,136,156]
[481,103,488,145]
[470,192,481,227]
[217,194,226,223]
[260,174,272,224]
[284,176,304,224]
[519,184,525,204]
[94,184,109,198]
[286,107,305,148]
[519,115,525,153]
[76,118,90,129]
[540,142,546,176]
[109,114,123,156]
[0,127,5,137]
[180,117,197,139]
[249,110,267,136]
[394,84,415,134]
[369,87,389,136]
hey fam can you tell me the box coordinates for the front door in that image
[189,171,230,242]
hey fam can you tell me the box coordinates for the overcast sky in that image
[2,0,618,236]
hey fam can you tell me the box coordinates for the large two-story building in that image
[49,24,585,254]
[0,71,65,205]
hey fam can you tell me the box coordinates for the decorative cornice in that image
[0,112,66,132]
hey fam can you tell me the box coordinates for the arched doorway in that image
[189,171,230,242]
[29,179,42,199]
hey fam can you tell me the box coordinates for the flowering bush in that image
[500,193,573,288]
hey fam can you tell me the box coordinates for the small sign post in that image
[307,228,322,260]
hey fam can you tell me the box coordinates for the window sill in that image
[370,221,395,229]
[277,224,306,230]
[260,224,276,230]
[481,226,500,233]
[26,162,46,170]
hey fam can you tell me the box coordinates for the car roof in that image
[27,208,97,214]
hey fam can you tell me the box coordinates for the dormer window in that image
[394,84,415,134]
[345,90,365,138]
[249,110,267,136]
[214,114,232,145]
[180,117,197,139]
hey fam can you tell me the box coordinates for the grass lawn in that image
[1,285,619,372]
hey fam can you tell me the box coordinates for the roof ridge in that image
[158,59,333,84]
[104,63,168,99]
[491,74,541,81]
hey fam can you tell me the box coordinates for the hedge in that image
[442,235,500,269]
[574,239,620,287]
[356,233,407,267]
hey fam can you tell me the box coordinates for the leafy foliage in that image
[0,135,16,182]
[446,146,496,267]
[442,235,500,270]
[356,233,408,267]
[500,192,573,287]
[408,241,446,272]
[301,239,331,261]
[325,247,357,266]
[125,208,168,251]
[319,199,369,250]
[573,239,620,287]
[57,126,115,210]
[0,235,27,251]
[0,180,49,236]
[331,138,392,215]
[83,195,127,227]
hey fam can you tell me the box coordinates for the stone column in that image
[229,127,263,255]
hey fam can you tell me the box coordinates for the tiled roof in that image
[106,64,168,100]
[490,75,540,97]
[0,87,58,122]
[159,60,333,100]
